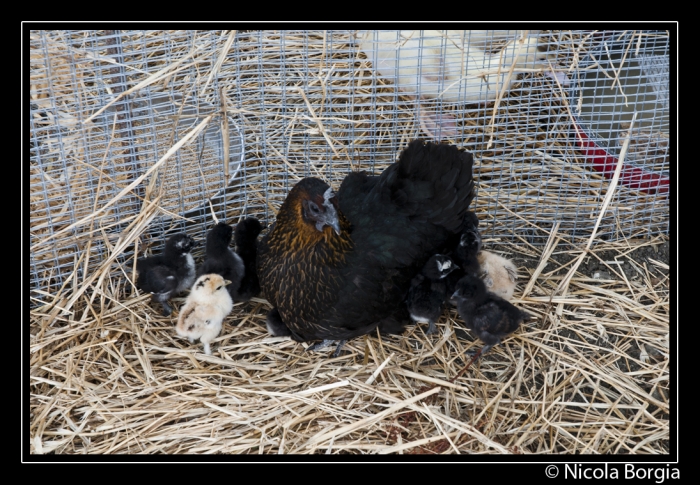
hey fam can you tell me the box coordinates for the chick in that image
[265,307,292,337]
[136,233,197,316]
[452,211,482,273]
[198,222,245,301]
[444,211,482,294]
[477,250,518,301]
[233,217,264,301]
[451,274,530,356]
[176,274,233,355]
[406,254,459,334]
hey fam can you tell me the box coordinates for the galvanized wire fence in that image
[28,29,671,305]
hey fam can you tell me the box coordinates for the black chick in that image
[406,254,459,334]
[198,222,246,301]
[136,233,198,316]
[452,211,482,276]
[233,217,264,301]
[258,139,475,356]
[444,210,482,294]
[265,307,291,337]
[451,273,530,356]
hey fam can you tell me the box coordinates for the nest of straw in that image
[28,235,670,454]
[29,30,670,455]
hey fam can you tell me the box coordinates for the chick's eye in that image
[217,285,223,290]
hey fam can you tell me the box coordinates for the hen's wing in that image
[341,141,474,265]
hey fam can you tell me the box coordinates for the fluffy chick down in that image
[406,254,459,334]
[176,274,233,355]
[477,250,518,301]
[136,233,197,316]
[233,217,264,301]
[199,222,245,301]
[451,273,530,356]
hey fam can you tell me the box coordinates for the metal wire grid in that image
[28,29,671,305]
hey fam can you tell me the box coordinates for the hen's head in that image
[283,178,341,236]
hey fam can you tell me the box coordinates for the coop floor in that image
[29,236,670,455]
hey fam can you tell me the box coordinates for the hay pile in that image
[28,234,670,454]
[29,30,670,455]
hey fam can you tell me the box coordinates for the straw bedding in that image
[29,234,669,455]
[29,30,670,455]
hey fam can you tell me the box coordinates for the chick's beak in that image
[224,280,232,286]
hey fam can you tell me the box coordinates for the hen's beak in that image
[320,187,341,235]
[316,218,340,235]
[316,207,341,235]
[329,218,341,235]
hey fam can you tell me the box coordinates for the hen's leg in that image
[307,339,349,357]
[332,340,348,358]
[306,339,335,352]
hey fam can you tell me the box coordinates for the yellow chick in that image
[176,274,233,355]
[477,250,518,301]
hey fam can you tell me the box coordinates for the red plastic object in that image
[573,122,669,195]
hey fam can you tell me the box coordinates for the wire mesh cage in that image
[28,29,671,307]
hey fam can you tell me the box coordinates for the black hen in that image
[136,233,197,316]
[233,217,264,301]
[406,254,459,335]
[451,273,530,356]
[258,139,475,355]
[199,222,245,301]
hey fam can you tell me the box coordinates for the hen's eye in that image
[308,202,320,214]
